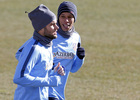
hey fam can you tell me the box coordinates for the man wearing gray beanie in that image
[13,4,65,100]
[49,1,85,100]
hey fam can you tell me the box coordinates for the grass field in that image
[0,0,140,100]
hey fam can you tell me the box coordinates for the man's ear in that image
[38,28,45,36]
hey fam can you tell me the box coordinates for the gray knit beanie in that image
[57,1,77,22]
[28,4,56,32]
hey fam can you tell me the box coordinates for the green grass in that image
[0,0,140,100]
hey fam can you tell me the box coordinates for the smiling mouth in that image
[63,24,70,29]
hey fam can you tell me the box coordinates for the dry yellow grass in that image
[0,0,140,100]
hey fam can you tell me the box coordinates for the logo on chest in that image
[45,61,53,70]
[53,52,75,59]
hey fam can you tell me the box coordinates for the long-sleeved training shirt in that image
[49,32,84,100]
[13,37,61,100]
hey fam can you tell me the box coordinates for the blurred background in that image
[0,0,140,100]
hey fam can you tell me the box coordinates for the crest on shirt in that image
[73,43,77,52]
[45,62,53,70]
[46,64,48,70]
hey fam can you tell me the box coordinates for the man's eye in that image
[68,17,72,19]
[61,16,65,18]
[68,16,73,19]
[51,23,55,26]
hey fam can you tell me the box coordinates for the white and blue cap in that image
[28,4,56,32]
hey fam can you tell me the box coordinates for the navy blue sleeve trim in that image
[20,41,38,77]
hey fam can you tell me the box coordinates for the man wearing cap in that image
[49,1,85,100]
[13,4,65,100]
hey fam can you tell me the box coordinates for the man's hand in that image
[54,62,65,76]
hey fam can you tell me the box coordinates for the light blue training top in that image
[13,37,61,100]
[49,32,84,100]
